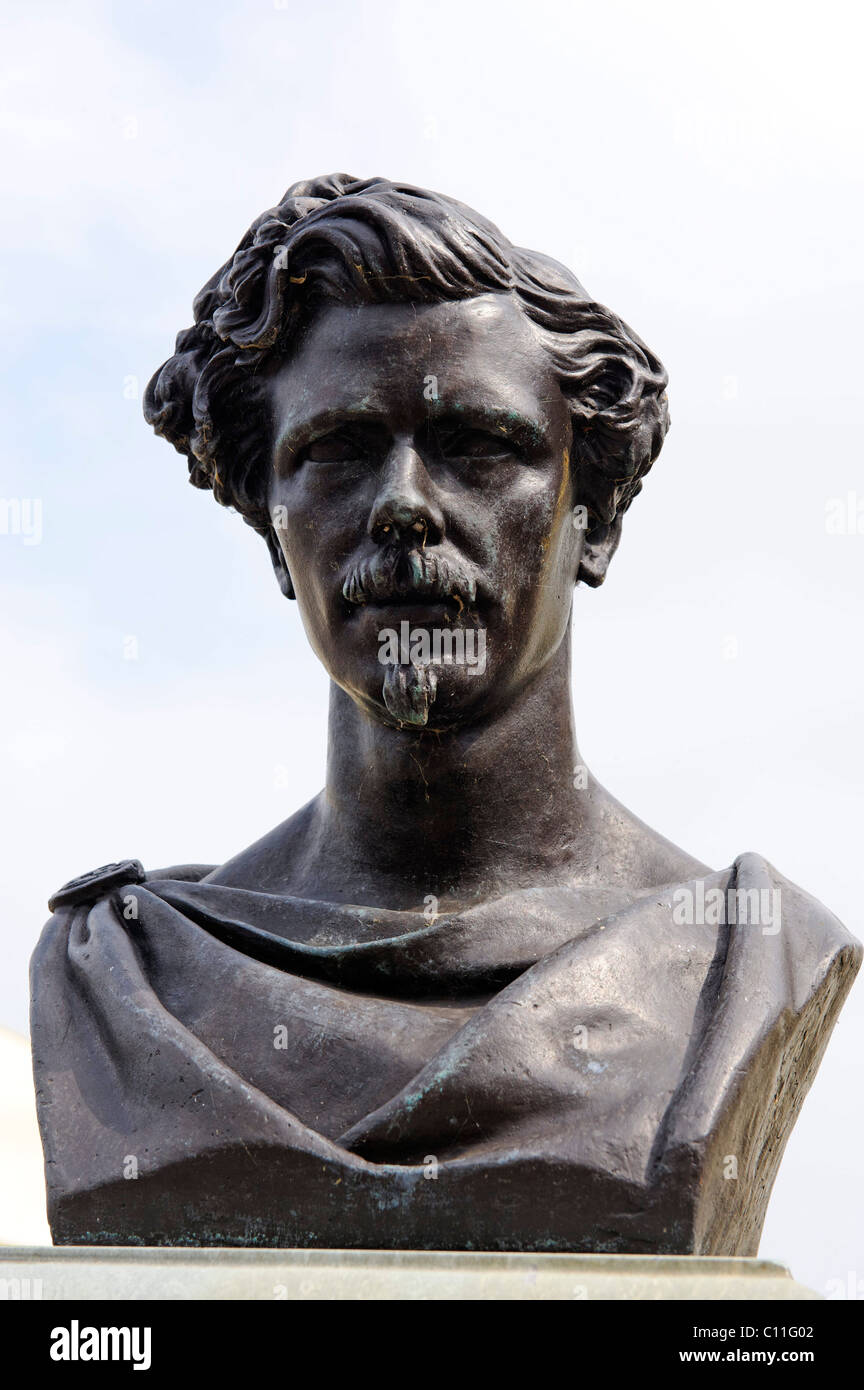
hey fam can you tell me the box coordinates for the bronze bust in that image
[30,175,861,1254]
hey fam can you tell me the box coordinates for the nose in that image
[368,442,445,546]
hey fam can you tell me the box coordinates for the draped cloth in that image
[30,852,860,1253]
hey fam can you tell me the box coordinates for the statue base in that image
[0,1247,820,1300]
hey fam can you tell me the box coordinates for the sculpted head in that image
[145,174,669,730]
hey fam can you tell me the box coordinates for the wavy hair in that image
[144,174,669,575]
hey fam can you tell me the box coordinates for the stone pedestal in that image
[0,1247,820,1300]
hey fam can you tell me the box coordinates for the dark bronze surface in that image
[30,176,861,1252]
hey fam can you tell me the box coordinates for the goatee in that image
[382,661,438,726]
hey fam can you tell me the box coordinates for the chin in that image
[342,660,494,732]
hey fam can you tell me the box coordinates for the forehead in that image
[268,292,565,438]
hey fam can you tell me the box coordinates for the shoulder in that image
[31,858,217,973]
[201,797,321,891]
[733,850,862,1004]
[587,783,713,888]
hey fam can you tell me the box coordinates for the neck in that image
[313,627,599,904]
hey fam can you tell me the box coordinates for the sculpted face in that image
[267,292,583,730]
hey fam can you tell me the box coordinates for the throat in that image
[308,636,598,906]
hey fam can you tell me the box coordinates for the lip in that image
[364,595,452,607]
[360,598,455,622]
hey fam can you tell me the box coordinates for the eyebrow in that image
[273,404,548,459]
[426,407,546,451]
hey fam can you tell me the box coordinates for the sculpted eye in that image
[443,430,519,462]
[304,433,361,464]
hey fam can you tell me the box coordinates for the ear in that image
[577,513,623,588]
[263,527,296,600]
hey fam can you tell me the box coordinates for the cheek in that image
[489,468,573,593]
[270,480,353,586]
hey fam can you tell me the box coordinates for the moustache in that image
[342,546,480,609]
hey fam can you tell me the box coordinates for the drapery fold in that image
[30,852,860,1253]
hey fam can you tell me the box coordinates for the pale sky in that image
[1,0,862,1292]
